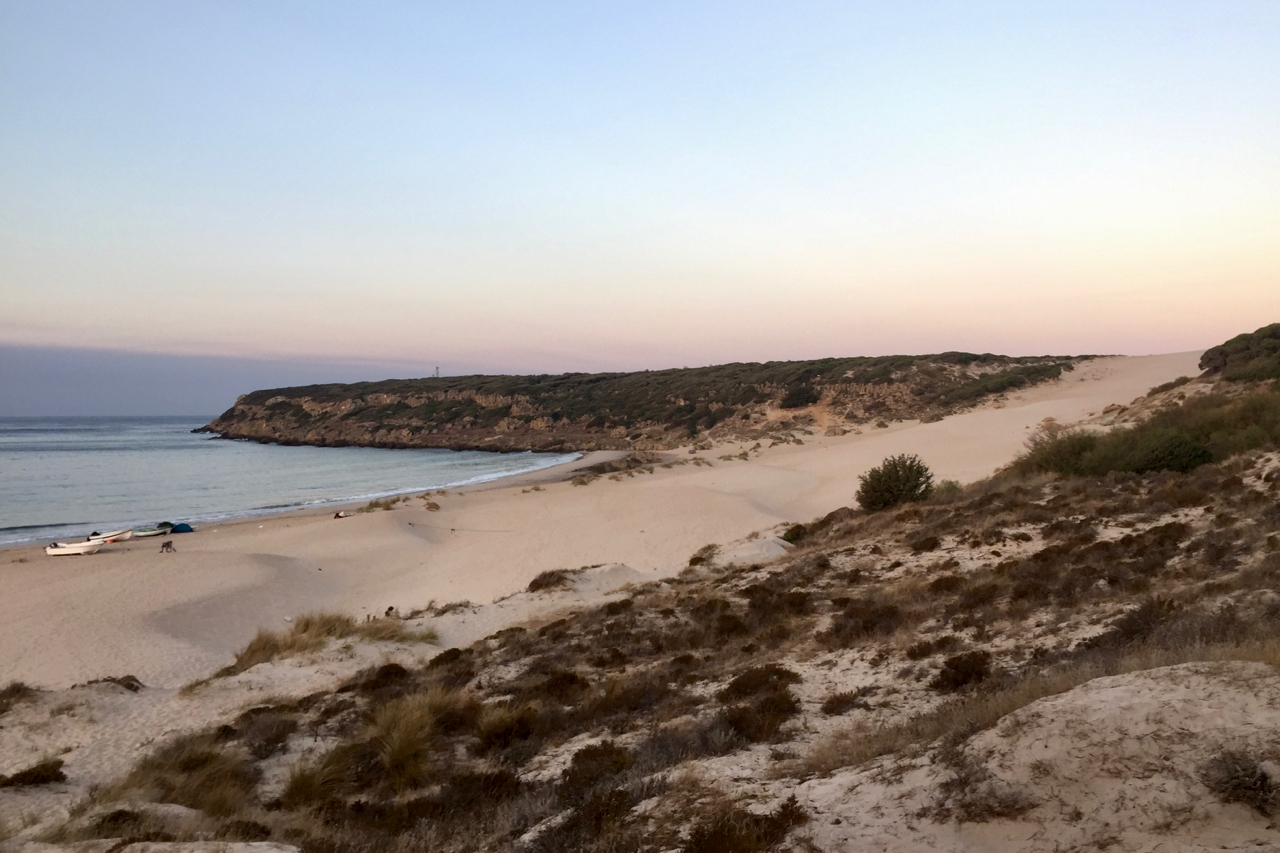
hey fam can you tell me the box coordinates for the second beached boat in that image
[88,528,133,544]
[45,541,102,556]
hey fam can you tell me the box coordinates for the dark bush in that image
[92,810,145,835]
[559,741,632,805]
[821,687,874,715]
[780,385,821,409]
[426,648,464,668]
[236,712,298,760]
[718,665,802,702]
[218,820,272,841]
[780,524,808,544]
[688,545,718,567]
[824,599,902,646]
[603,598,634,616]
[1148,376,1191,396]
[1090,599,1179,648]
[721,689,799,743]
[579,674,672,723]
[342,662,411,696]
[684,795,807,853]
[1126,429,1214,474]
[1202,750,1276,815]
[476,703,546,753]
[929,651,992,692]
[0,681,35,716]
[928,574,965,594]
[533,789,635,852]
[528,570,573,592]
[905,635,960,660]
[403,770,524,823]
[857,454,935,511]
[909,534,941,553]
[0,758,66,788]
[714,612,750,638]
[540,670,590,704]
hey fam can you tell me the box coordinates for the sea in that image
[0,417,579,547]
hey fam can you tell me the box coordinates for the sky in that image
[2,1,1279,413]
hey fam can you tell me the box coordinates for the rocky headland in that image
[199,354,1083,452]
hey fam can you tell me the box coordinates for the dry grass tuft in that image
[215,612,437,677]
[283,686,479,803]
[370,692,440,791]
[118,734,259,816]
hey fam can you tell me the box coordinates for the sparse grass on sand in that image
[115,734,258,816]
[209,612,438,681]
[797,637,1280,778]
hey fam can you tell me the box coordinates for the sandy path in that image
[0,352,1202,689]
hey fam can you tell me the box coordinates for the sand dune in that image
[0,352,1202,689]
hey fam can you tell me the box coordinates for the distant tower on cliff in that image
[434,366,439,378]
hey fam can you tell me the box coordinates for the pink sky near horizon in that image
[3,2,1278,375]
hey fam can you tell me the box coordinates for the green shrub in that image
[856,454,935,511]
[1148,376,1191,396]
[930,479,963,503]
[779,385,821,409]
[1015,389,1280,477]
[1200,323,1280,381]
[930,651,992,693]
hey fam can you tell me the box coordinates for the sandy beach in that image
[0,352,1203,690]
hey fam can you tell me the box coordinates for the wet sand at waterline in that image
[0,352,1203,689]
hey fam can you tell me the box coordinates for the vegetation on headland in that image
[202,352,1083,452]
[1200,323,1280,382]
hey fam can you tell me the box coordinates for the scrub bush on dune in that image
[1015,388,1280,478]
[856,454,935,511]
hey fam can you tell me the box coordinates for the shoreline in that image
[0,447,615,552]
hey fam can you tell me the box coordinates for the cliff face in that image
[199,355,1083,452]
[201,390,640,452]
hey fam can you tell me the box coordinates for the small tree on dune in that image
[856,454,934,511]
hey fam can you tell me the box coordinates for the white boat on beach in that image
[45,541,102,556]
[88,528,133,544]
[133,527,168,538]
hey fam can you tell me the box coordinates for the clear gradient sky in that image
[3,1,1279,382]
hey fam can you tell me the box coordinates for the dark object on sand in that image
[0,758,66,788]
[170,522,194,534]
[87,675,145,692]
[159,540,175,553]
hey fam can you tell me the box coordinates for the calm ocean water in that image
[0,417,578,546]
